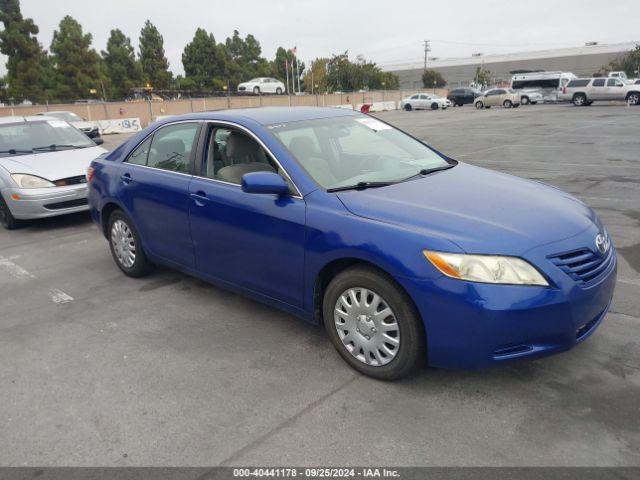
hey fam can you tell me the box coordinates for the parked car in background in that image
[88,107,615,380]
[608,71,628,80]
[474,89,521,109]
[560,78,640,106]
[401,93,450,111]
[511,71,576,102]
[0,116,107,229]
[37,111,101,139]
[519,89,544,105]
[237,77,286,95]
[447,87,482,106]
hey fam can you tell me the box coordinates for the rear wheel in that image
[404,103,412,111]
[573,93,587,106]
[108,210,153,278]
[0,194,21,230]
[503,99,513,108]
[475,101,484,109]
[627,92,640,105]
[323,266,425,380]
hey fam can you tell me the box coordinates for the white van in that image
[511,71,577,102]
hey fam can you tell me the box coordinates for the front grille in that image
[44,198,88,210]
[548,247,614,286]
[54,175,87,187]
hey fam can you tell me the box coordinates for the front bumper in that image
[1,184,89,219]
[397,227,617,370]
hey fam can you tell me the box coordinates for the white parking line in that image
[48,288,74,304]
[0,256,35,279]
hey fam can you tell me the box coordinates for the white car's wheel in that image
[475,101,484,109]
[253,86,260,95]
[276,87,283,95]
[521,96,529,105]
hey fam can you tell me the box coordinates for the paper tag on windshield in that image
[48,120,69,129]
[355,117,392,131]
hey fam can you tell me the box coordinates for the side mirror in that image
[93,137,104,146]
[241,171,289,195]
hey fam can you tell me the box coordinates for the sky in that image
[4,0,639,76]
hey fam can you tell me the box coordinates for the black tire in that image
[521,96,529,105]
[573,93,587,106]
[475,101,484,109]
[0,194,22,230]
[626,92,640,105]
[323,265,425,380]
[404,103,412,111]
[107,210,153,278]
[276,87,283,95]
[485,105,491,109]
[430,102,438,110]
[503,99,513,108]
[253,86,260,95]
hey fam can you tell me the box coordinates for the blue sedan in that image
[88,107,616,380]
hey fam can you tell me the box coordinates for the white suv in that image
[561,77,640,106]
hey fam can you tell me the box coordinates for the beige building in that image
[387,42,638,89]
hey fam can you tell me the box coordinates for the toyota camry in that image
[88,107,616,380]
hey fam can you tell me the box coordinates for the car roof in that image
[0,115,61,124]
[156,106,359,127]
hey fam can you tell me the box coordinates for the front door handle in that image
[191,191,207,207]
[120,172,132,184]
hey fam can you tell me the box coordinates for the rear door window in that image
[146,123,200,173]
[592,79,606,87]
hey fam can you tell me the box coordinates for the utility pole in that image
[423,40,431,73]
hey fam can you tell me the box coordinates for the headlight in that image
[423,250,549,286]
[11,174,55,189]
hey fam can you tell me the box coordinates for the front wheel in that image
[323,266,425,380]
[521,96,529,105]
[253,86,260,95]
[0,194,21,230]
[276,87,283,95]
[430,102,439,110]
[108,210,153,278]
[475,101,484,109]
[627,92,640,105]
[503,99,513,108]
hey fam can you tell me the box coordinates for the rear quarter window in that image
[567,79,590,88]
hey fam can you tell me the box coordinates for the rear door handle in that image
[120,172,132,184]
[191,191,207,207]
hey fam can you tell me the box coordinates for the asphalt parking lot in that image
[1,103,639,467]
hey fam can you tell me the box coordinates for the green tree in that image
[422,69,446,88]
[139,20,172,89]
[222,30,271,88]
[49,15,103,101]
[304,57,329,93]
[101,28,143,99]
[325,51,395,91]
[182,28,226,91]
[473,66,492,88]
[608,44,640,78]
[0,0,49,103]
[272,46,305,88]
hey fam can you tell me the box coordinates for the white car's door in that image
[590,78,607,100]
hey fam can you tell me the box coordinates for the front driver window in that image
[203,127,277,185]
[146,123,200,173]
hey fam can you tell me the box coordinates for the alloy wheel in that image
[111,219,136,269]
[333,287,400,367]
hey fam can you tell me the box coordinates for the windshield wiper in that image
[327,181,397,193]
[32,144,84,151]
[0,149,33,154]
[400,163,455,183]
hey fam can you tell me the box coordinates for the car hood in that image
[0,146,106,181]
[335,162,597,256]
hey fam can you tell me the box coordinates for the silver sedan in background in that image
[401,93,450,111]
[0,116,107,229]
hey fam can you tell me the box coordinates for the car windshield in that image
[0,120,94,157]
[50,112,84,122]
[269,116,451,190]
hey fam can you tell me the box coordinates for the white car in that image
[519,89,544,105]
[0,116,106,229]
[237,77,286,95]
[37,111,101,139]
[401,93,450,111]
